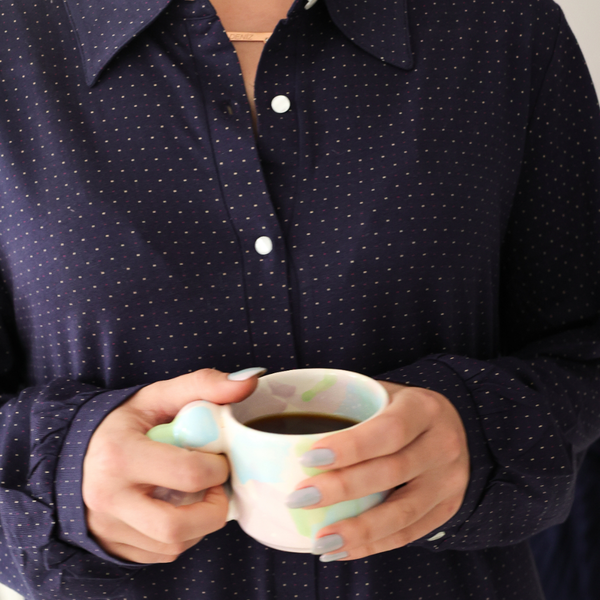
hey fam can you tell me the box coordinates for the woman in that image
[0,0,598,598]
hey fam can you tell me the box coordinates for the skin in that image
[297,382,470,560]
[83,372,470,563]
[83,369,260,563]
[209,0,293,127]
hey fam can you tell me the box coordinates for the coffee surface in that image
[245,412,358,435]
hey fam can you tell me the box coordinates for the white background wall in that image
[556,0,600,91]
[0,1,597,599]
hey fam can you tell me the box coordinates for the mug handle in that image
[147,400,226,452]
[146,401,237,517]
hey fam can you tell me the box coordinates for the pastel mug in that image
[147,368,389,553]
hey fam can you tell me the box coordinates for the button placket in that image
[186,17,297,368]
[254,19,302,232]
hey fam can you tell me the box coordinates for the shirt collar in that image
[64,0,172,86]
[65,0,413,87]
[325,0,413,71]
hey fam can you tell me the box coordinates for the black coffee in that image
[245,413,358,435]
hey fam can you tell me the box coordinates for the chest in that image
[0,1,533,381]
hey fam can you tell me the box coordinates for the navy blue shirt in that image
[0,0,599,598]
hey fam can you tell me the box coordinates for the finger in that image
[313,467,466,560]
[294,427,454,506]
[306,387,442,470]
[319,479,443,547]
[84,425,231,496]
[88,510,203,562]
[100,541,188,564]
[128,367,265,417]
[320,499,461,562]
[102,485,229,545]
[124,440,230,492]
[132,486,228,544]
[91,487,228,561]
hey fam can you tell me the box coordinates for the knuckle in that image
[354,516,376,545]
[191,368,227,394]
[442,465,469,497]
[371,459,398,494]
[390,528,413,548]
[175,455,208,490]
[185,468,211,492]
[162,540,192,557]
[421,391,443,422]
[360,541,379,558]
[86,511,114,539]
[337,433,363,466]
[83,442,128,510]
[83,485,113,512]
[443,495,464,519]
[441,430,464,463]
[328,469,354,499]
[154,520,185,545]
[179,453,227,491]
[384,453,407,485]
[397,502,419,527]
[88,437,126,476]
[162,553,184,563]
[209,513,228,533]
[142,547,187,564]
[337,514,373,549]
[381,413,407,444]
[152,554,180,564]
[193,368,215,384]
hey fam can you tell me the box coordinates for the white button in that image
[305,0,319,8]
[255,236,273,255]
[427,531,445,542]
[271,95,291,114]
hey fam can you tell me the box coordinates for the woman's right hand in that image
[82,368,262,563]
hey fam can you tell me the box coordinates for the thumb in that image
[128,367,266,418]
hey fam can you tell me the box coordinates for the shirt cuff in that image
[378,355,494,551]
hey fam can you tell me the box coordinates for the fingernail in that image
[319,551,349,563]
[227,367,267,381]
[300,448,336,468]
[312,533,344,555]
[286,486,322,508]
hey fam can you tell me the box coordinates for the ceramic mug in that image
[147,368,389,553]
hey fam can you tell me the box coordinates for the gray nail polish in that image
[286,486,322,509]
[227,367,267,381]
[300,448,336,468]
[319,551,349,563]
[312,533,344,555]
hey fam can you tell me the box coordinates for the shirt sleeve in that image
[380,10,600,553]
[0,288,144,597]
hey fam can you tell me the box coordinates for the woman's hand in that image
[287,382,470,561]
[82,367,263,564]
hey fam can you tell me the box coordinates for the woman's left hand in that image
[287,382,470,561]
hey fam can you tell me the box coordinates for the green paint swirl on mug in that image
[301,374,337,402]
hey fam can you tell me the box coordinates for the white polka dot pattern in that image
[0,0,598,598]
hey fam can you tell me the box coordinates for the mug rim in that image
[224,368,389,438]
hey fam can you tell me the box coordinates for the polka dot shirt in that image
[0,0,599,598]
